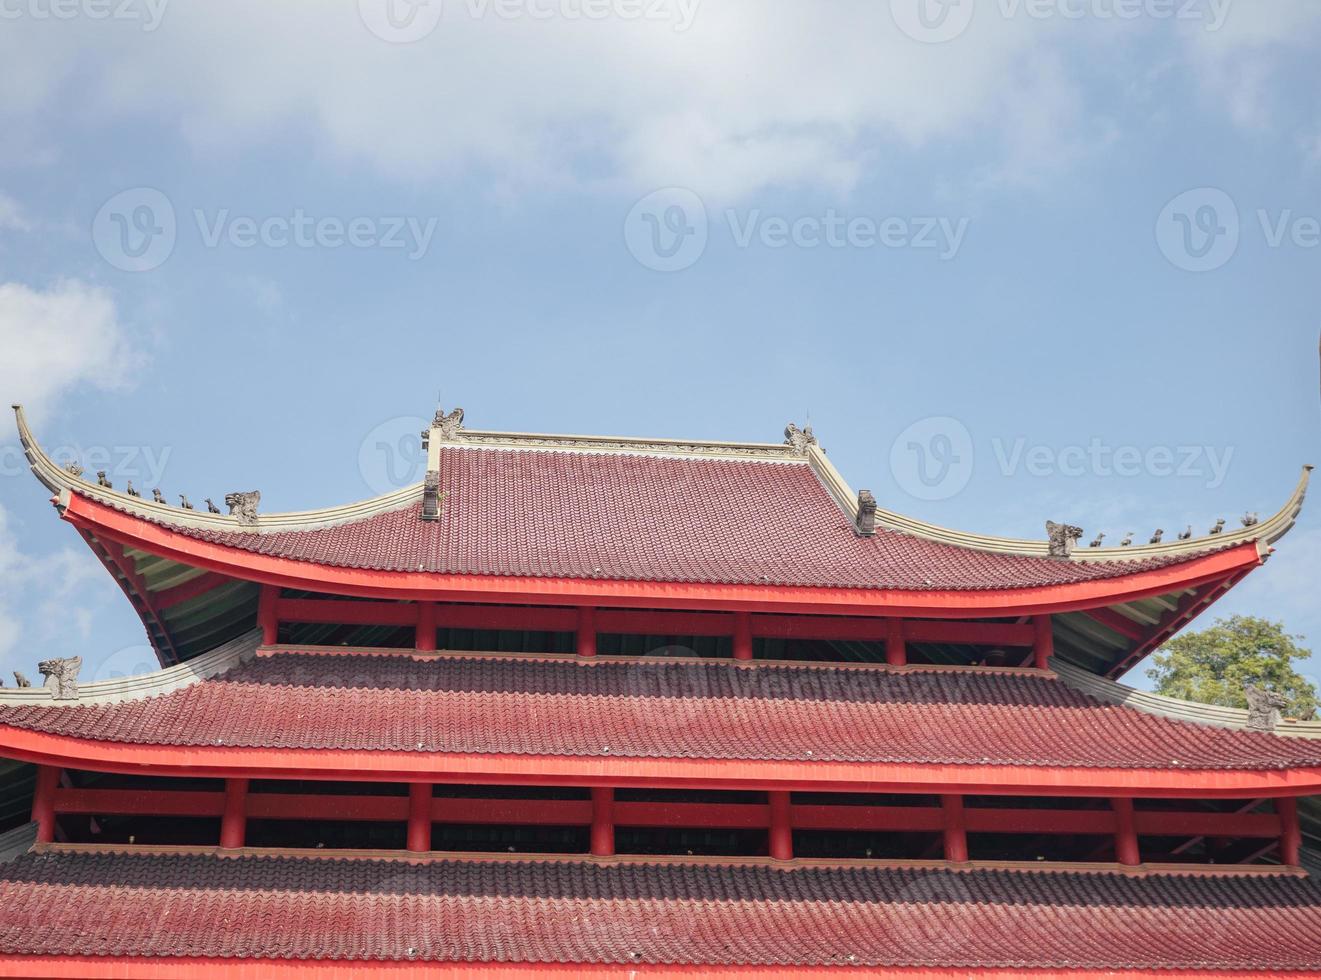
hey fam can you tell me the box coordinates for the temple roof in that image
[3,643,1321,790]
[2,848,1321,971]
[12,405,1311,674]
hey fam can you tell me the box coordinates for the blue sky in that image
[0,0,1318,687]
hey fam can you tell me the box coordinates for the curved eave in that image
[58,492,1264,618]
[17,404,1310,563]
[808,446,1311,562]
[3,724,1321,798]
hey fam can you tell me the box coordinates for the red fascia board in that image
[7,725,1321,799]
[0,959,1308,979]
[62,494,1263,619]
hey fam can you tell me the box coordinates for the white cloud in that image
[0,194,31,233]
[0,0,1167,201]
[0,279,141,422]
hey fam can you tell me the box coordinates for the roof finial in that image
[225,491,261,527]
[38,656,82,701]
[1245,684,1287,733]
[1045,521,1083,559]
[1178,526,1193,541]
[433,407,465,442]
[1149,528,1164,544]
[855,490,877,537]
[1089,532,1105,548]
[783,422,817,455]
[1242,512,1260,528]
[152,488,166,504]
[1209,518,1225,535]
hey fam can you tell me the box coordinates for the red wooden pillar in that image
[733,611,753,661]
[768,791,793,861]
[941,794,968,862]
[415,602,437,653]
[886,619,907,667]
[30,766,58,844]
[257,584,279,646]
[591,787,614,857]
[407,783,432,853]
[1032,615,1053,670]
[1112,798,1140,866]
[220,778,249,849]
[577,607,596,658]
[1279,797,1302,867]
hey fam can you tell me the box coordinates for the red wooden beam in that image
[590,788,614,857]
[220,778,248,849]
[1113,798,1140,867]
[407,784,431,852]
[1032,615,1053,670]
[30,766,58,844]
[768,791,792,860]
[1279,797,1302,867]
[153,571,234,611]
[577,607,596,658]
[941,795,968,862]
[277,597,418,627]
[1082,606,1147,642]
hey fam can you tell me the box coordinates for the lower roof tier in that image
[1,848,1320,972]
[2,646,1321,782]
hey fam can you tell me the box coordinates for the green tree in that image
[1147,615,1317,718]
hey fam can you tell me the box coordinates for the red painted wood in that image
[407,784,431,853]
[277,597,418,627]
[733,611,753,661]
[886,618,906,666]
[415,603,437,652]
[42,788,1289,839]
[590,788,614,856]
[9,726,1321,798]
[577,607,596,658]
[64,494,1262,620]
[1279,797,1302,867]
[220,778,248,849]
[768,791,792,860]
[30,766,58,844]
[1113,798,1140,867]
[152,571,233,611]
[598,608,736,637]
[1082,607,1146,642]
[941,795,967,862]
[1032,615,1053,671]
[258,585,280,646]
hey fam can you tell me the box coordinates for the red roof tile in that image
[1,850,1320,969]
[164,447,1203,591]
[1,653,1316,770]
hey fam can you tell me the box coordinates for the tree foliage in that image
[1146,615,1317,718]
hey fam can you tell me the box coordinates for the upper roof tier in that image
[13,405,1310,594]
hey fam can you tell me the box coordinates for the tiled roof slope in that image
[2,850,1321,970]
[166,446,1204,590]
[2,652,1318,770]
